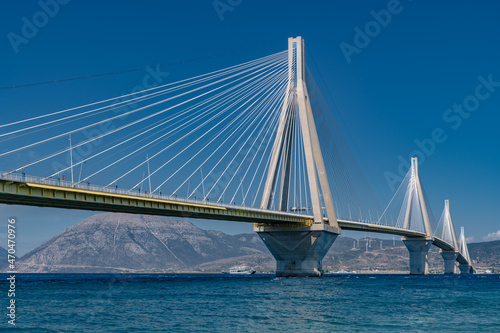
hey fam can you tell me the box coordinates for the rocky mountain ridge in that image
[16,213,268,273]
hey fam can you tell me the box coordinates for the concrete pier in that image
[459,264,474,274]
[440,251,459,274]
[403,238,433,275]
[255,223,338,277]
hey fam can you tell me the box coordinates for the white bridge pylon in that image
[459,227,471,263]
[260,37,339,232]
[437,199,460,274]
[256,37,340,277]
[400,157,434,274]
[440,200,459,248]
[458,226,474,273]
[403,157,433,237]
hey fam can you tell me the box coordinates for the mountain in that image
[16,213,269,273]
[13,213,500,273]
[468,240,500,270]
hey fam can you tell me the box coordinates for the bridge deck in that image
[337,219,427,238]
[0,178,312,225]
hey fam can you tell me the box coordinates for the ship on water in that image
[224,266,256,275]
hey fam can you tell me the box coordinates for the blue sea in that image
[0,273,499,332]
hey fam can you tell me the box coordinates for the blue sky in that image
[1,0,499,255]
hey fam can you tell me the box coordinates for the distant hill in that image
[12,213,500,273]
[16,213,270,273]
[469,240,500,270]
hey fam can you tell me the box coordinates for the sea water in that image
[0,274,499,332]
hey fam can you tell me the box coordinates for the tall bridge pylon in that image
[439,199,460,274]
[401,157,434,274]
[255,36,340,277]
[458,227,474,273]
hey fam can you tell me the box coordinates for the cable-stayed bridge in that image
[0,37,473,276]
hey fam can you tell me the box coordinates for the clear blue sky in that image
[1,0,499,255]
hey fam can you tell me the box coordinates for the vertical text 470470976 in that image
[7,218,17,326]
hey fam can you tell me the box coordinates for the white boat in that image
[229,265,256,275]
[326,269,356,275]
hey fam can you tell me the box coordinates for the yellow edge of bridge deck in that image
[0,180,314,224]
[24,182,226,210]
